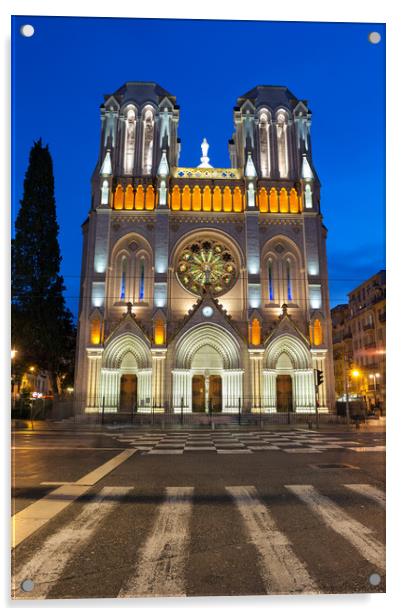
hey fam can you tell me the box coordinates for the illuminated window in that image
[269,187,278,212]
[145,185,154,210]
[114,184,124,210]
[286,259,292,301]
[304,184,313,209]
[250,318,261,346]
[139,258,145,301]
[171,185,181,210]
[125,184,134,210]
[259,111,270,177]
[101,180,109,205]
[124,107,136,174]
[120,257,127,300]
[142,109,154,175]
[289,188,299,213]
[182,185,191,210]
[223,187,232,212]
[279,188,289,213]
[233,187,243,212]
[268,259,274,301]
[213,186,222,212]
[313,319,323,345]
[154,319,165,345]
[203,186,212,211]
[259,187,268,213]
[276,112,289,178]
[192,186,202,211]
[90,318,101,345]
[135,185,144,210]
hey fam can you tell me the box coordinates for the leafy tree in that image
[12,139,76,394]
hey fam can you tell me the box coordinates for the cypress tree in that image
[12,139,76,394]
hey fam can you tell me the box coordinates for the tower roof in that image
[235,85,308,112]
[103,81,177,108]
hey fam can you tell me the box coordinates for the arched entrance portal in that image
[173,324,243,413]
[263,334,316,413]
[100,333,152,412]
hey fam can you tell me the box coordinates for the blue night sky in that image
[11,16,385,319]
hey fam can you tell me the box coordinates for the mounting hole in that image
[368,32,381,44]
[20,24,35,38]
[369,573,381,586]
[20,578,34,592]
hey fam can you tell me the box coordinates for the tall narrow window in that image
[124,108,136,174]
[268,260,274,301]
[142,109,154,175]
[101,180,109,205]
[286,259,292,301]
[259,112,270,177]
[139,258,145,301]
[276,112,289,178]
[304,184,313,209]
[120,257,127,300]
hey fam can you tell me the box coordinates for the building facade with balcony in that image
[74,82,335,414]
[331,270,386,411]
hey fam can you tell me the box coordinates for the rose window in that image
[176,239,238,296]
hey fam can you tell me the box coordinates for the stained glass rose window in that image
[176,239,237,296]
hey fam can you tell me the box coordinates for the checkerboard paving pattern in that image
[112,429,385,455]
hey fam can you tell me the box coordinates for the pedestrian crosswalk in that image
[111,429,385,455]
[12,482,385,599]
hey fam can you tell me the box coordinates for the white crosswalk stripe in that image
[226,486,318,594]
[285,485,385,572]
[12,487,133,599]
[12,482,385,598]
[344,484,386,508]
[118,486,194,598]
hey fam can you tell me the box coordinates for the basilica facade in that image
[74,82,335,414]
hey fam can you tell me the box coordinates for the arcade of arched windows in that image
[169,184,245,212]
[257,187,301,213]
[113,184,155,210]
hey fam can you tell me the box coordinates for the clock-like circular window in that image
[176,239,238,297]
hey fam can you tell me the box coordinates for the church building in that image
[74,82,335,414]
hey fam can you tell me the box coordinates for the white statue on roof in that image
[197,138,213,168]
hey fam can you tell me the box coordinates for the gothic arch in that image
[175,324,241,370]
[108,233,153,307]
[261,235,304,306]
[102,332,152,370]
[264,334,311,370]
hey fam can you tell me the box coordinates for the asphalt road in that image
[11,425,386,600]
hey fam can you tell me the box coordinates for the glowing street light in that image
[351,369,360,378]
[11,349,17,360]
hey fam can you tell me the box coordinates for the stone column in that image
[137,369,152,412]
[151,349,167,411]
[249,349,264,412]
[172,369,191,413]
[262,370,276,412]
[86,349,103,411]
[293,369,315,412]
